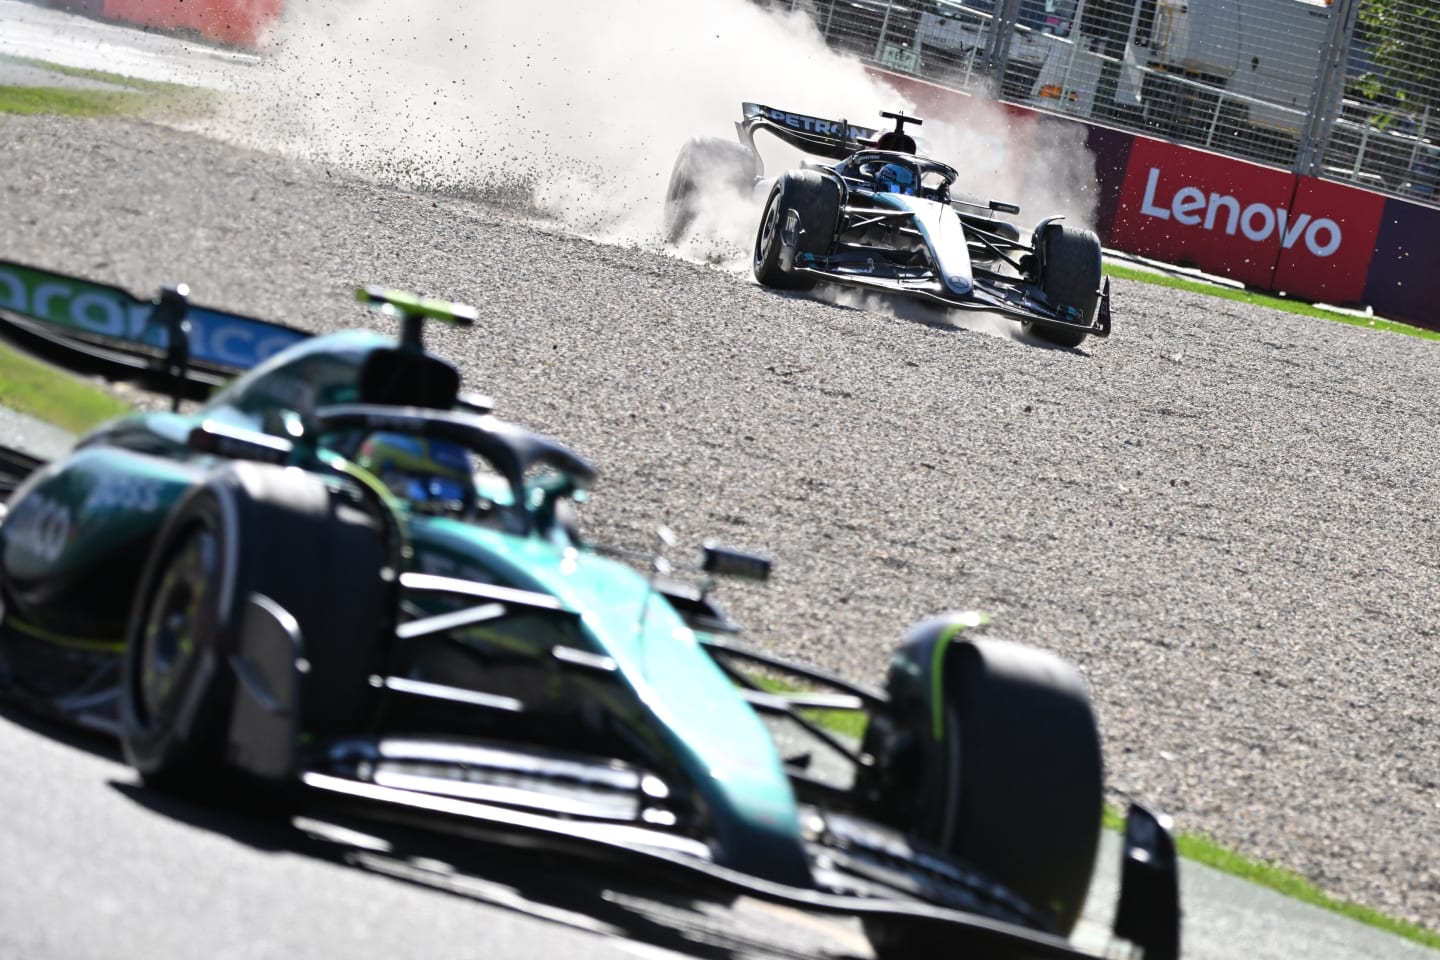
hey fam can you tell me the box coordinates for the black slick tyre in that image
[861,621,1103,956]
[120,487,242,795]
[752,171,841,291]
[120,463,388,797]
[664,137,759,245]
[1026,223,1103,348]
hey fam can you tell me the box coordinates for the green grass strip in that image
[0,57,218,119]
[1103,805,1440,948]
[746,673,869,739]
[757,683,1440,946]
[0,85,153,118]
[1105,263,1440,341]
[0,340,132,434]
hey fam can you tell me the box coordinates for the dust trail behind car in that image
[202,0,1097,253]
[205,0,890,240]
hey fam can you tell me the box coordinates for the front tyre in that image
[860,615,1104,955]
[1026,223,1103,348]
[120,490,239,794]
[752,171,841,291]
[121,464,389,796]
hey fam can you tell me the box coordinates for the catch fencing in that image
[760,0,1440,207]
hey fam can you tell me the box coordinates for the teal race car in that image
[0,261,1178,959]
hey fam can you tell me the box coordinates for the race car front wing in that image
[301,767,1178,960]
[774,209,1112,339]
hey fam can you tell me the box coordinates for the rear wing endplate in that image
[739,102,880,162]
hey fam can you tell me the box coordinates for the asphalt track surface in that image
[0,705,896,960]
[2,6,1440,959]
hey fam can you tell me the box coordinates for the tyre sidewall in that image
[752,171,839,290]
[120,464,389,786]
[120,486,238,784]
[1027,223,1102,348]
[864,627,1104,938]
[945,639,1103,934]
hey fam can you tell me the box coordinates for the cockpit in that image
[835,150,961,204]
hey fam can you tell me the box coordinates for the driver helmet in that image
[876,162,916,196]
[357,432,473,508]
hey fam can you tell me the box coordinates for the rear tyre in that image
[121,463,389,796]
[663,137,759,245]
[752,171,841,291]
[860,617,1103,956]
[1026,223,1102,348]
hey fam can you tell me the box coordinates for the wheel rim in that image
[135,528,217,728]
[755,195,780,270]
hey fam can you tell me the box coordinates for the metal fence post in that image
[1056,0,1091,109]
[981,0,1024,98]
[874,1,893,63]
[1296,0,1359,176]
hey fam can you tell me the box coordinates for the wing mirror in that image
[701,542,772,582]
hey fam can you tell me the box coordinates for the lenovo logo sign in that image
[1110,138,1384,304]
[1138,167,1343,258]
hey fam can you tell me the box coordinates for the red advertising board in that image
[102,0,282,48]
[1112,138,1296,289]
[1110,138,1382,302]
[1273,176,1385,306]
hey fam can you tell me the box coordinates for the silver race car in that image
[666,103,1112,348]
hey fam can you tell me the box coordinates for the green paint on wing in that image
[357,286,478,326]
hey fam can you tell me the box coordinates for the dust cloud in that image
[217,0,899,241]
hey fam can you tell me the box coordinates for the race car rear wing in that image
[738,102,880,162]
[0,260,309,401]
